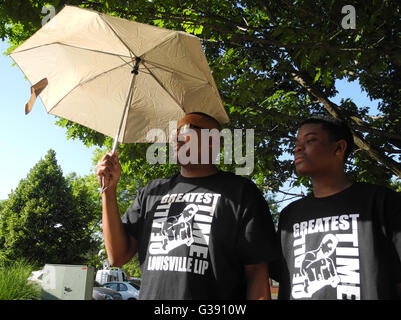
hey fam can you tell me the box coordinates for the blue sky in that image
[0,39,97,200]
[0,38,381,202]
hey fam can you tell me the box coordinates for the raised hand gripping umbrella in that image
[10,5,229,191]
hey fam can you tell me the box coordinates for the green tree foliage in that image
[66,172,102,236]
[123,256,142,278]
[0,150,99,266]
[1,0,400,199]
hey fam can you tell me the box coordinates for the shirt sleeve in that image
[121,187,145,240]
[236,183,280,265]
[384,188,401,282]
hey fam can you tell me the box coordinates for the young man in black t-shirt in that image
[274,117,401,300]
[95,112,279,300]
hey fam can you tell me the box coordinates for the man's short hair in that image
[187,112,222,130]
[300,116,355,161]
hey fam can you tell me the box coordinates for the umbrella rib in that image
[98,13,137,59]
[139,32,178,58]
[47,61,131,114]
[144,60,209,84]
[11,42,132,59]
[79,62,135,88]
[142,63,183,109]
[139,32,209,84]
[61,42,133,59]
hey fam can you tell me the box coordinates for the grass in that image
[0,260,41,300]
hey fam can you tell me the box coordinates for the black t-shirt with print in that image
[275,182,401,300]
[122,170,279,300]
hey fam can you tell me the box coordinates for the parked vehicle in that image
[93,281,122,300]
[95,268,127,285]
[127,277,141,290]
[103,281,139,300]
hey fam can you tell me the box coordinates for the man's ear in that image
[335,140,347,158]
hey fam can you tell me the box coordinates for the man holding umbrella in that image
[9,5,278,299]
[96,112,279,300]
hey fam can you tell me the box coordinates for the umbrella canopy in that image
[10,5,229,144]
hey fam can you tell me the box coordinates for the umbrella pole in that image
[101,57,141,193]
[112,57,141,154]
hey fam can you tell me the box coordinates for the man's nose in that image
[294,143,303,153]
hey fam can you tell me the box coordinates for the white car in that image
[103,281,139,300]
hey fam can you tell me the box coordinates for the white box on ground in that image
[40,264,94,300]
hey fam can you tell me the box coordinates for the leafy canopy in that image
[1,0,400,200]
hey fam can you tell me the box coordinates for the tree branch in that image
[220,94,299,123]
[351,123,401,142]
[86,3,385,53]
